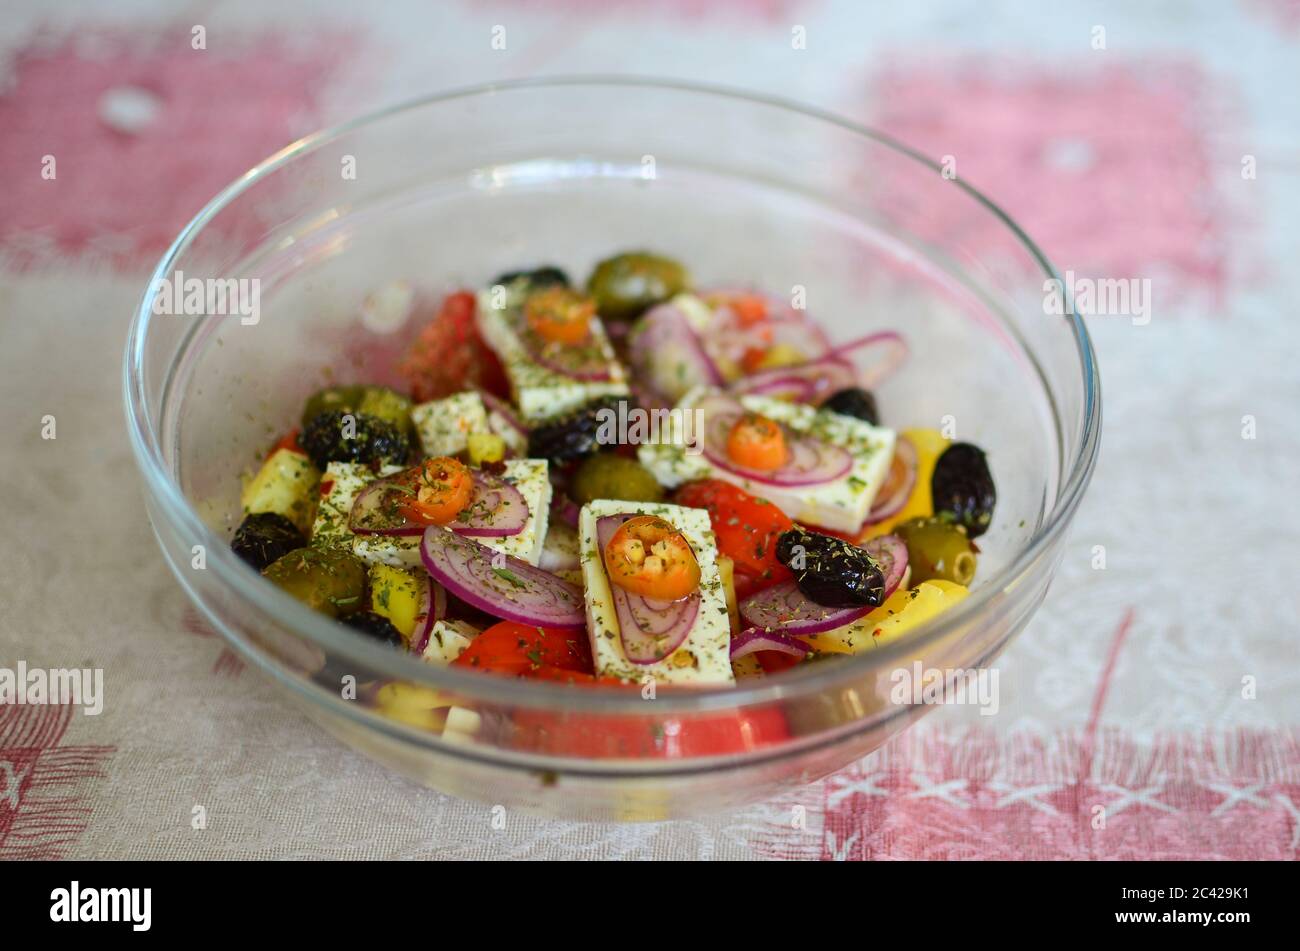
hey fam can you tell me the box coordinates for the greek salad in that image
[231,252,996,699]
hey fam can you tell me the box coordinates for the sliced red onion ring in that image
[449,471,530,537]
[862,435,918,524]
[532,346,614,381]
[698,393,853,487]
[477,388,528,438]
[729,356,857,405]
[348,475,422,536]
[727,330,906,405]
[350,469,529,538]
[738,580,870,635]
[862,534,908,599]
[596,514,700,665]
[550,492,580,529]
[729,626,812,660]
[628,302,722,402]
[410,580,448,656]
[702,289,832,353]
[419,525,585,629]
[826,330,908,388]
[513,311,613,381]
[730,374,816,402]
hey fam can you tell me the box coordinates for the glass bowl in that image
[124,77,1100,820]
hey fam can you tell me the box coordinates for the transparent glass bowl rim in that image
[123,75,1101,716]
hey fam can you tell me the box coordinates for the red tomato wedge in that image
[673,480,794,593]
[452,621,594,678]
[399,290,509,401]
[513,701,789,759]
[267,429,306,459]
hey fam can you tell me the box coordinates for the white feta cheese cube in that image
[338,458,550,568]
[410,390,491,458]
[578,499,734,686]
[638,387,896,535]
[419,619,478,665]
[311,462,403,549]
[442,705,482,744]
[475,289,629,423]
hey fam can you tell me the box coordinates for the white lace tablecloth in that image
[2,0,1297,859]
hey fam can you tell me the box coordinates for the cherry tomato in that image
[525,287,595,345]
[395,457,473,525]
[452,621,594,677]
[673,480,794,591]
[727,292,769,326]
[726,413,787,471]
[603,515,701,601]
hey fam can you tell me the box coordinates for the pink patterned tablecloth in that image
[2,0,1297,859]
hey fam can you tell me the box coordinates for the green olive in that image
[302,385,413,436]
[356,386,414,436]
[586,252,690,323]
[262,546,368,617]
[894,516,977,586]
[300,385,366,429]
[569,453,665,506]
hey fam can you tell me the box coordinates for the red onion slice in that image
[448,471,530,538]
[595,514,701,665]
[348,475,424,536]
[698,393,853,487]
[730,373,816,402]
[419,525,585,629]
[862,435,917,524]
[727,330,906,405]
[350,469,529,538]
[862,534,908,599]
[410,580,448,656]
[729,357,857,405]
[512,311,614,382]
[730,626,812,661]
[550,492,580,529]
[826,330,908,388]
[477,388,528,438]
[737,537,906,638]
[738,580,870,635]
[628,302,723,402]
[702,290,832,368]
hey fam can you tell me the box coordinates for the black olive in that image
[340,611,405,648]
[300,410,411,471]
[231,512,305,572]
[822,387,880,426]
[775,528,885,608]
[492,266,570,292]
[526,396,633,465]
[931,442,996,538]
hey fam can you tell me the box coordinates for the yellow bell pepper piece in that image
[804,579,970,654]
[375,682,451,730]
[368,564,428,641]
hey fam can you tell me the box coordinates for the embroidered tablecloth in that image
[2,0,1297,859]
